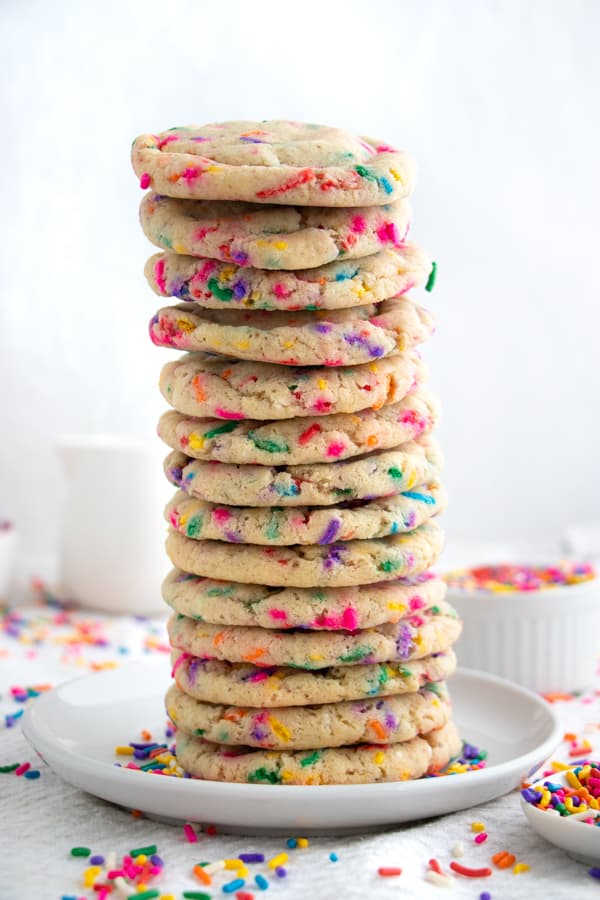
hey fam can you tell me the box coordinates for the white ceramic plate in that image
[23,659,561,834]
[521,768,600,864]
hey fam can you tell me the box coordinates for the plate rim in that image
[22,660,562,799]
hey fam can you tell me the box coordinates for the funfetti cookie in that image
[168,599,460,668]
[165,483,445,545]
[164,439,442,507]
[140,193,411,270]
[166,682,449,750]
[163,569,447,630]
[174,719,461,785]
[172,650,457,707]
[149,297,434,366]
[166,520,445,589]
[145,245,432,311]
[157,389,438,465]
[159,351,422,421]
[132,121,416,207]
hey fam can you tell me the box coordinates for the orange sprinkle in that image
[492,851,516,869]
[243,648,266,662]
[212,632,226,647]
[367,434,378,446]
[221,368,233,380]
[141,729,152,741]
[192,375,206,402]
[193,864,212,886]
[368,720,387,740]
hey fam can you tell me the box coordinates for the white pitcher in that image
[58,435,170,615]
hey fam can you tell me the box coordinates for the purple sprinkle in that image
[589,868,600,879]
[240,136,264,143]
[368,345,385,358]
[233,280,248,300]
[313,323,332,334]
[90,855,105,865]
[231,250,249,265]
[150,854,163,866]
[239,853,265,863]
[480,893,492,900]
[384,713,397,730]
[318,518,341,545]
[323,544,344,570]
[169,466,183,486]
[129,742,161,750]
[395,623,413,660]
[276,867,287,878]
[224,530,243,543]
[462,743,480,760]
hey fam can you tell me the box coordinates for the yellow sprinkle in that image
[296,837,309,848]
[566,770,583,789]
[177,318,195,333]
[250,290,261,301]
[513,863,530,875]
[308,653,323,661]
[281,769,294,782]
[274,241,288,250]
[269,716,292,743]
[550,760,571,771]
[179,514,188,527]
[188,432,205,450]
[283,341,294,349]
[207,165,221,172]
[83,866,102,887]
[114,745,134,756]
[173,243,187,254]
[160,895,176,900]
[368,362,379,372]
[317,379,327,390]
[136,855,148,864]
[389,167,402,182]
[224,859,243,869]
[221,266,235,281]
[236,340,250,350]
[236,866,249,878]
[268,852,289,869]
[470,821,486,833]
[387,602,407,612]
[374,751,385,764]
[137,884,148,892]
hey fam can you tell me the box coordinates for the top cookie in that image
[132,121,415,206]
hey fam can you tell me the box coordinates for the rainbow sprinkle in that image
[445,562,596,593]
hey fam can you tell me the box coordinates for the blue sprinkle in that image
[255,873,269,890]
[401,490,435,505]
[379,176,393,194]
[286,838,297,848]
[24,769,41,779]
[335,268,359,282]
[390,522,399,534]
[223,877,245,893]
[330,852,339,862]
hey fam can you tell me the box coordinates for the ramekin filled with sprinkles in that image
[521,760,600,864]
[444,562,598,693]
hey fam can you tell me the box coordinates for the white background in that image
[1,0,599,575]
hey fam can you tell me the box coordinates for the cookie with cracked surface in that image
[166,520,444,588]
[159,351,421,421]
[163,568,447,629]
[149,297,434,366]
[171,649,457,707]
[139,193,411,270]
[166,682,450,750]
[165,482,445,545]
[145,245,432,311]
[164,439,442,507]
[167,597,460,667]
[174,719,461,785]
[157,389,438,466]
[132,121,415,207]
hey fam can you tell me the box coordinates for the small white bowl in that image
[0,522,16,599]
[446,566,599,694]
[521,766,600,864]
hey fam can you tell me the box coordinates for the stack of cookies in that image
[131,121,462,785]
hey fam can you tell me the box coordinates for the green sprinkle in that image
[338,646,370,663]
[378,559,401,572]
[183,892,212,900]
[207,277,234,301]
[186,514,203,538]
[203,421,239,439]
[299,750,321,767]
[130,844,158,857]
[248,431,289,454]
[128,891,160,900]
[333,487,353,496]
[399,666,412,678]
[70,846,91,857]
[355,164,377,182]
[430,605,441,614]
[425,260,437,292]
[0,763,19,773]
[265,513,280,541]
[206,586,233,597]
[248,767,282,784]
[287,384,298,392]
[158,233,173,249]
[387,467,403,480]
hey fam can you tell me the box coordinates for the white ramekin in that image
[0,523,16,599]
[447,574,600,694]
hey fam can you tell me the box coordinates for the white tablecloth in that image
[2,594,599,900]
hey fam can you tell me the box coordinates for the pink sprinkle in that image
[139,172,151,189]
[212,507,231,525]
[341,607,359,630]
[409,595,425,610]
[184,822,198,843]
[326,441,346,458]
[351,215,367,234]
[273,282,291,299]
[214,407,245,420]
[157,134,179,150]
[247,671,270,682]
[312,398,331,413]
[474,833,488,844]
[97,889,110,900]
[155,257,167,293]
[15,762,30,776]
[269,608,288,621]
[181,166,202,185]
[196,259,218,281]
[171,651,192,678]
[386,222,402,245]
[106,870,125,880]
